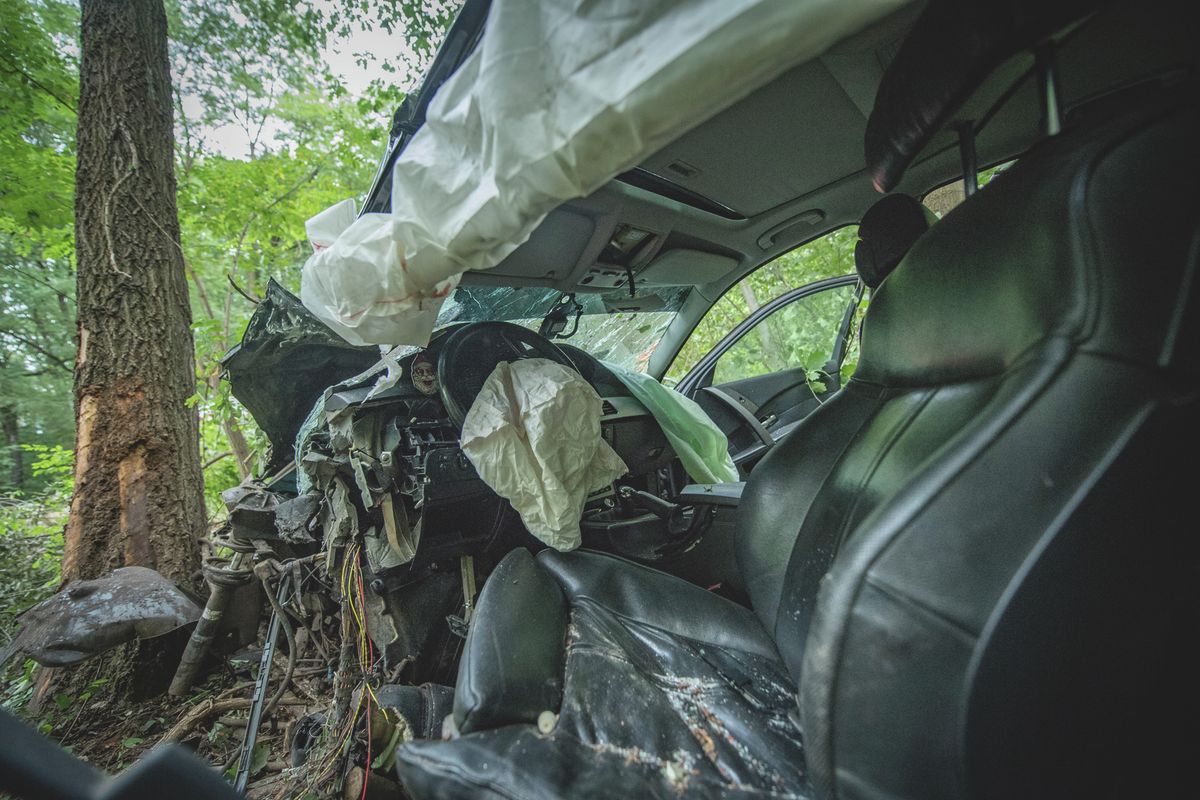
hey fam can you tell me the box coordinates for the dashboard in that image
[312,323,677,573]
[324,325,673,480]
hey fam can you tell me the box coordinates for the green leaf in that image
[53,693,73,711]
[121,737,144,749]
[250,742,271,776]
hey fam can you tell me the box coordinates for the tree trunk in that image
[223,414,254,480]
[203,371,253,481]
[1,404,21,489]
[66,0,204,587]
[738,282,785,373]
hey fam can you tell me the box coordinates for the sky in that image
[186,11,422,159]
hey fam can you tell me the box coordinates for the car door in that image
[675,275,863,470]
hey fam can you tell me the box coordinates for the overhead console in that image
[475,202,746,294]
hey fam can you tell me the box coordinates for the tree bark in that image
[66,0,204,587]
[738,281,785,373]
[1,404,21,489]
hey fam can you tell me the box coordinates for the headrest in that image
[854,194,936,288]
[865,0,1104,192]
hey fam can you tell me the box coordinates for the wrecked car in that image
[2,0,1197,798]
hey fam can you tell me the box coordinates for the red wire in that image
[356,551,372,800]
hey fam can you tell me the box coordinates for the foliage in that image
[0,445,72,640]
[0,0,78,493]
[666,226,860,383]
[164,1,457,515]
[1,8,461,735]
[711,283,860,387]
[1,0,460,519]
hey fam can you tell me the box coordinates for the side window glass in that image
[666,225,858,382]
[713,283,858,385]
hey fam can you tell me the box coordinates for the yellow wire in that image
[283,542,392,799]
[286,603,369,799]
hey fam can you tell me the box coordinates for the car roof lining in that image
[412,0,1195,377]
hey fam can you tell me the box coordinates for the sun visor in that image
[639,249,737,287]
[301,0,910,346]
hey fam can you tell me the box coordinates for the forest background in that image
[0,0,460,642]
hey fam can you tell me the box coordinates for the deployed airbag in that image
[604,363,739,484]
[460,359,627,551]
[301,0,908,345]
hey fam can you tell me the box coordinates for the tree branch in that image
[230,165,322,274]
[185,259,216,319]
[226,274,261,305]
[0,52,76,113]
[0,330,72,373]
[8,264,73,304]
[202,451,232,470]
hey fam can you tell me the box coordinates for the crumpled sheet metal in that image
[293,343,421,496]
[274,493,321,544]
[2,567,202,667]
[221,280,380,465]
[460,359,627,551]
[301,0,908,346]
[222,485,282,540]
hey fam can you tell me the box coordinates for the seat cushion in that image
[395,549,813,799]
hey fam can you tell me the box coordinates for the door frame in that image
[674,273,859,399]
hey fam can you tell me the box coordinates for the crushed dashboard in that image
[218,281,692,685]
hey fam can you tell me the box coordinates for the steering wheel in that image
[437,321,579,426]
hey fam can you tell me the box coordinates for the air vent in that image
[601,400,617,416]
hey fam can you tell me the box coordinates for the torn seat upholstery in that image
[399,548,810,798]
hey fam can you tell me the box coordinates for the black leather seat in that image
[400,547,810,797]
[395,2,1198,797]
[853,193,935,289]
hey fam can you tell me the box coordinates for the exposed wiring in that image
[278,541,399,800]
[355,548,373,800]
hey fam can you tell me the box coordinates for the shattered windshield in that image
[434,285,691,372]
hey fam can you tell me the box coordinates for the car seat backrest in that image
[736,0,1199,679]
[797,94,1198,799]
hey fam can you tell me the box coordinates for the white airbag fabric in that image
[300,0,908,345]
[460,359,627,552]
[301,211,450,347]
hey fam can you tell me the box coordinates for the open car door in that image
[675,274,862,471]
